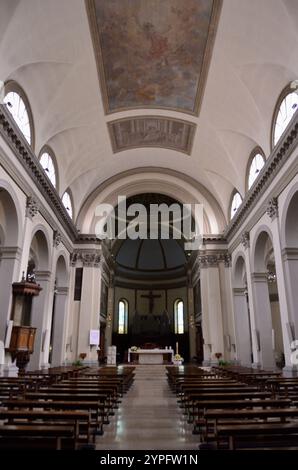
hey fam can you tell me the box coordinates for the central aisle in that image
[96,365,198,450]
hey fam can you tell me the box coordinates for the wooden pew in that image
[216,422,298,450]
[0,424,75,450]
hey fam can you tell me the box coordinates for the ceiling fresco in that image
[87,0,221,115]
[108,116,196,154]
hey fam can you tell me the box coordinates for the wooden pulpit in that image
[7,326,36,373]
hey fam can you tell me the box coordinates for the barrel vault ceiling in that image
[0,0,298,225]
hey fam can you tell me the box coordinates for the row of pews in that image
[0,365,135,449]
[167,365,298,450]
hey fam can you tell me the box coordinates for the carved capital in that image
[266,197,278,220]
[70,249,101,267]
[219,253,232,268]
[53,230,62,247]
[240,231,250,249]
[26,195,39,219]
[198,251,231,268]
[198,254,219,268]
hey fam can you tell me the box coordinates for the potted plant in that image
[79,352,87,361]
[214,352,222,364]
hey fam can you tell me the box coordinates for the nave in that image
[95,365,198,450]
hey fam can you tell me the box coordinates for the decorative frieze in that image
[240,231,250,249]
[70,249,101,268]
[53,230,62,247]
[26,196,39,219]
[266,197,278,219]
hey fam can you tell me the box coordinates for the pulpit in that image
[7,325,36,372]
[7,276,41,372]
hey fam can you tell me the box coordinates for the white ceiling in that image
[0,0,297,228]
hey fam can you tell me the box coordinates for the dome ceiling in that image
[115,238,187,272]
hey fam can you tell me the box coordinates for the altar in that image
[128,348,174,364]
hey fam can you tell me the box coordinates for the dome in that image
[115,238,187,279]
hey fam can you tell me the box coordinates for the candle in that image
[176,342,178,354]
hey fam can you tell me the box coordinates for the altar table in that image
[128,348,174,364]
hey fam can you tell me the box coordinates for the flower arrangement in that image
[174,354,184,361]
[130,346,138,352]
[214,352,222,360]
[79,353,87,360]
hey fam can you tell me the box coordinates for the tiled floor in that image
[95,365,199,450]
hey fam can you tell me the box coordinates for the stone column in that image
[233,288,252,365]
[51,287,69,367]
[199,254,224,364]
[282,248,298,362]
[251,272,275,369]
[29,270,52,370]
[0,246,22,341]
[187,277,196,360]
[105,273,115,355]
[200,266,211,364]
[265,199,294,370]
[240,232,260,366]
[76,252,102,365]
[218,255,237,362]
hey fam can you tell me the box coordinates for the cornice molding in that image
[225,112,298,240]
[0,105,77,240]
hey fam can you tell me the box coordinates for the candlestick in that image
[176,342,178,355]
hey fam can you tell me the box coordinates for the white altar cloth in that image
[128,348,174,364]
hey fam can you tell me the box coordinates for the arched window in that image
[273,84,298,147]
[39,149,57,188]
[62,191,73,219]
[118,299,128,334]
[230,191,242,220]
[247,151,265,190]
[3,83,33,146]
[174,299,184,334]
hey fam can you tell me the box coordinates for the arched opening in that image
[108,193,197,364]
[246,149,265,190]
[3,81,34,148]
[25,229,51,370]
[283,190,298,348]
[230,190,243,220]
[252,230,284,368]
[232,255,252,365]
[0,187,20,341]
[174,299,184,334]
[39,146,58,190]
[49,255,69,366]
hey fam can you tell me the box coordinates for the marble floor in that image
[95,365,199,450]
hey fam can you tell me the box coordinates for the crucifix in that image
[141,290,162,314]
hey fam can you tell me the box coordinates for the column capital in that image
[198,252,231,268]
[282,247,298,261]
[240,231,250,249]
[0,246,22,260]
[70,248,102,267]
[26,195,39,219]
[266,197,278,220]
[34,270,52,281]
[55,286,69,295]
[53,230,62,247]
[251,272,268,282]
[233,287,247,296]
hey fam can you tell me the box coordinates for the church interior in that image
[1,0,298,453]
